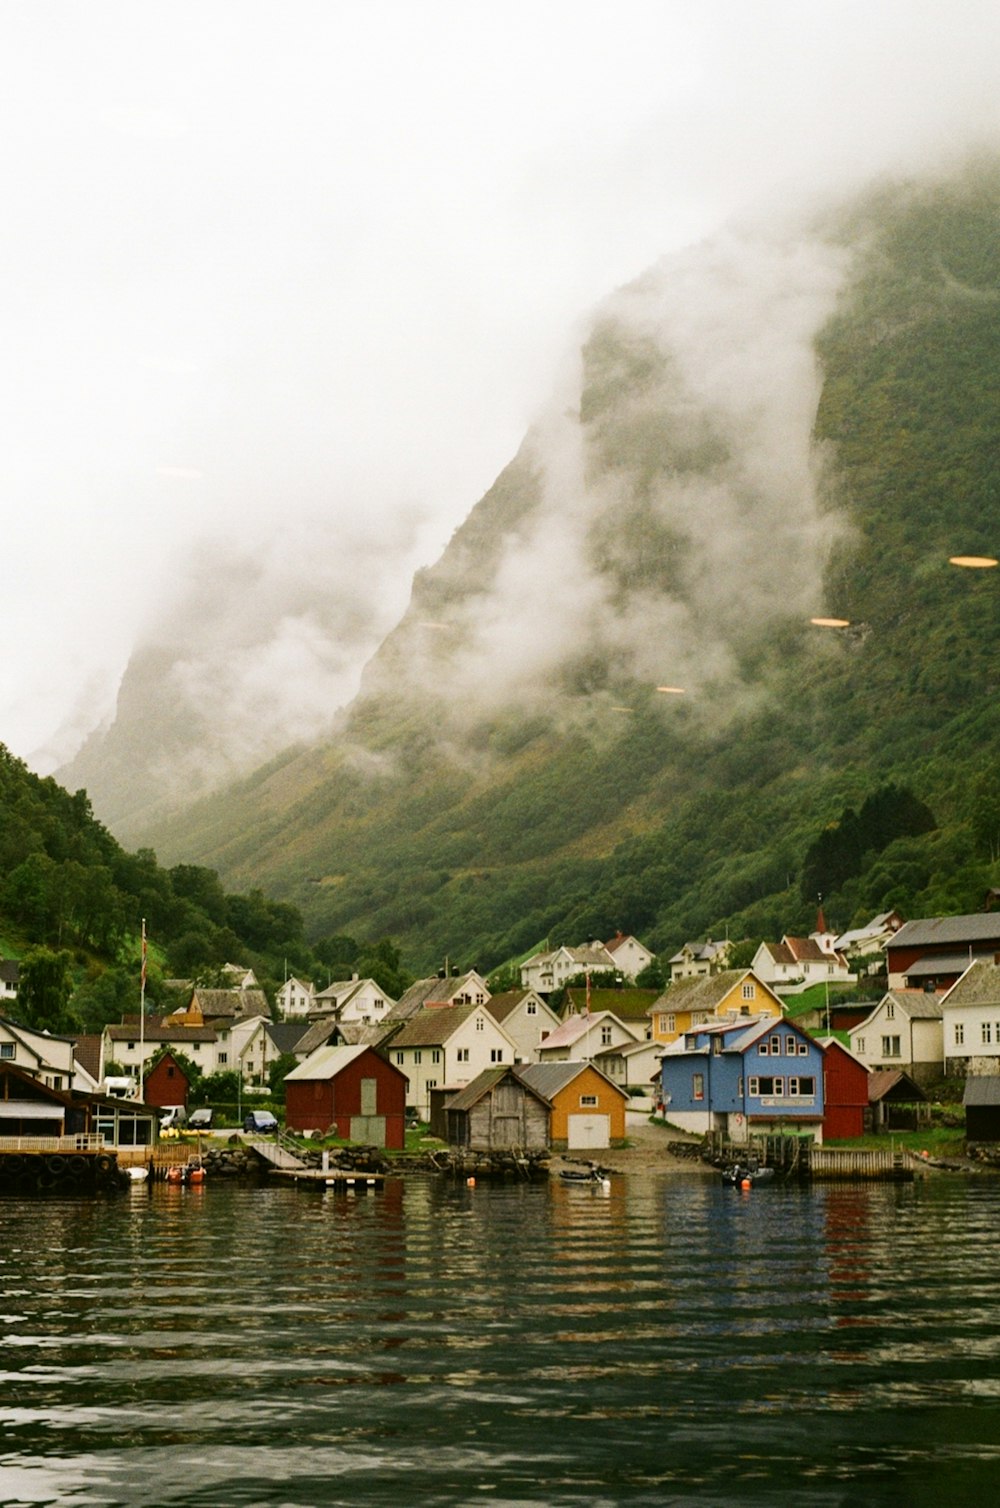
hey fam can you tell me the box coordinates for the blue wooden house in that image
[658,1016,825,1144]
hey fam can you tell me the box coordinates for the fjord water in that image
[3,1173,1000,1507]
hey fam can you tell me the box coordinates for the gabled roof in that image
[604,933,651,957]
[446,1065,551,1113]
[868,1069,926,1102]
[389,1002,481,1048]
[0,960,19,984]
[536,1011,631,1050]
[389,972,487,1020]
[875,988,945,1020]
[266,1022,307,1054]
[904,953,978,979]
[106,1024,217,1043]
[188,987,271,1020]
[485,989,551,1023]
[669,939,727,964]
[889,914,1000,948]
[563,988,658,1022]
[292,1017,341,1056]
[650,969,780,1016]
[73,1033,103,1081]
[520,1059,626,1100]
[285,1043,401,1082]
[941,957,1000,1008]
[760,937,847,966]
[964,1076,1000,1107]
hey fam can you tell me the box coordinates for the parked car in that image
[188,1108,214,1130]
[159,1106,188,1132]
[244,1109,279,1134]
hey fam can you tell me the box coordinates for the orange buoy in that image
[741,1178,752,1191]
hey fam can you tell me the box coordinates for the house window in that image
[413,1050,422,1065]
[737,1077,744,1096]
[954,1023,964,1046]
[580,1094,598,1107]
[759,1041,769,1055]
[881,1036,901,1057]
[798,1042,809,1056]
[0,1043,13,1059]
[490,1049,503,1063]
[601,1026,612,1045]
[667,1014,675,1032]
[886,1001,895,1019]
[456,1048,470,1063]
[426,1079,437,1091]
[692,1073,704,1101]
[785,1036,797,1055]
[742,983,755,1000]
[712,1038,722,1056]
[527,1002,537,1015]
[788,1077,815,1096]
[432,1049,441,1064]
[218,1053,227,1065]
[769,1035,781,1054]
[751,1076,783,1095]
[395,1052,404,1065]
[475,1017,484,1032]
[127,1042,135,1051]
[748,1076,760,1095]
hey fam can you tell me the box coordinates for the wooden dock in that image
[269,1166,386,1189]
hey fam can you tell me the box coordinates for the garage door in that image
[567,1114,610,1149]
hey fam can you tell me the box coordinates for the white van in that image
[159,1106,188,1131]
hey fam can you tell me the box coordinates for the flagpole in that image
[138,919,147,1101]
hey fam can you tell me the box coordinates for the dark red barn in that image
[817,1037,869,1140]
[284,1044,407,1149]
[143,1051,191,1109]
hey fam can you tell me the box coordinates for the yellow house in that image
[647,969,784,1046]
[520,1061,629,1150]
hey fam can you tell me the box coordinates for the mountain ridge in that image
[63,160,1000,972]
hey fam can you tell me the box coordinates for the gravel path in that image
[553,1111,710,1175]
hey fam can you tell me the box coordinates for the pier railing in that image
[0,1134,106,1153]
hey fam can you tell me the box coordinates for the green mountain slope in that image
[123,162,1000,972]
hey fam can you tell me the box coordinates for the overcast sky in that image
[4,0,1000,772]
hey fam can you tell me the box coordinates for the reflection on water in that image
[3,1173,1000,1504]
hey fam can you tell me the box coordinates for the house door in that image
[567,1114,610,1149]
[492,1116,522,1147]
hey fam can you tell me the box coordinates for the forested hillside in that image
[85,161,1000,973]
[0,745,411,1034]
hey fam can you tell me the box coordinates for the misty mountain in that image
[70,160,1000,971]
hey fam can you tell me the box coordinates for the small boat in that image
[721,1162,776,1187]
[165,1162,207,1186]
[126,1166,150,1183]
[559,1162,612,1186]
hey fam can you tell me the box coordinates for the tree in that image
[268,1052,299,1100]
[17,947,74,1032]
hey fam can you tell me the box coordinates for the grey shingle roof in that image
[890,914,1000,948]
[943,958,1000,1007]
[964,1076,1000,1107]
[390,1003,478,1048]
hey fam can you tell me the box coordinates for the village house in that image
[603,933,655,981]
[387,1002,517,1120]
[867,1069,929,1132]
[520,1060,629,1150]
[142,1050,191,1110]
[814,1037,870,1140]
[534,1010,642,1065]
[648,969,784,1047]
[834,909,904,968]
[668,939,733,982]
[445,1065,551,1152]
[234,1018,304,1088]
[751,935,855,993]
[312,977,396,1025]
[390,971,491,1022]
[0,1015,82,1093]
[519,944,617,995]
[484,988,562,1061]
[102,1021,225,1086]
[284,1043,408,1147]
[275,976,315,1017]
[659,1016,825,1144]
[0,960,19,1006]
[886,913,1000,990]
[596,1036,663,1094]
[848,989,945,1084]
[940,957,1000,1075]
